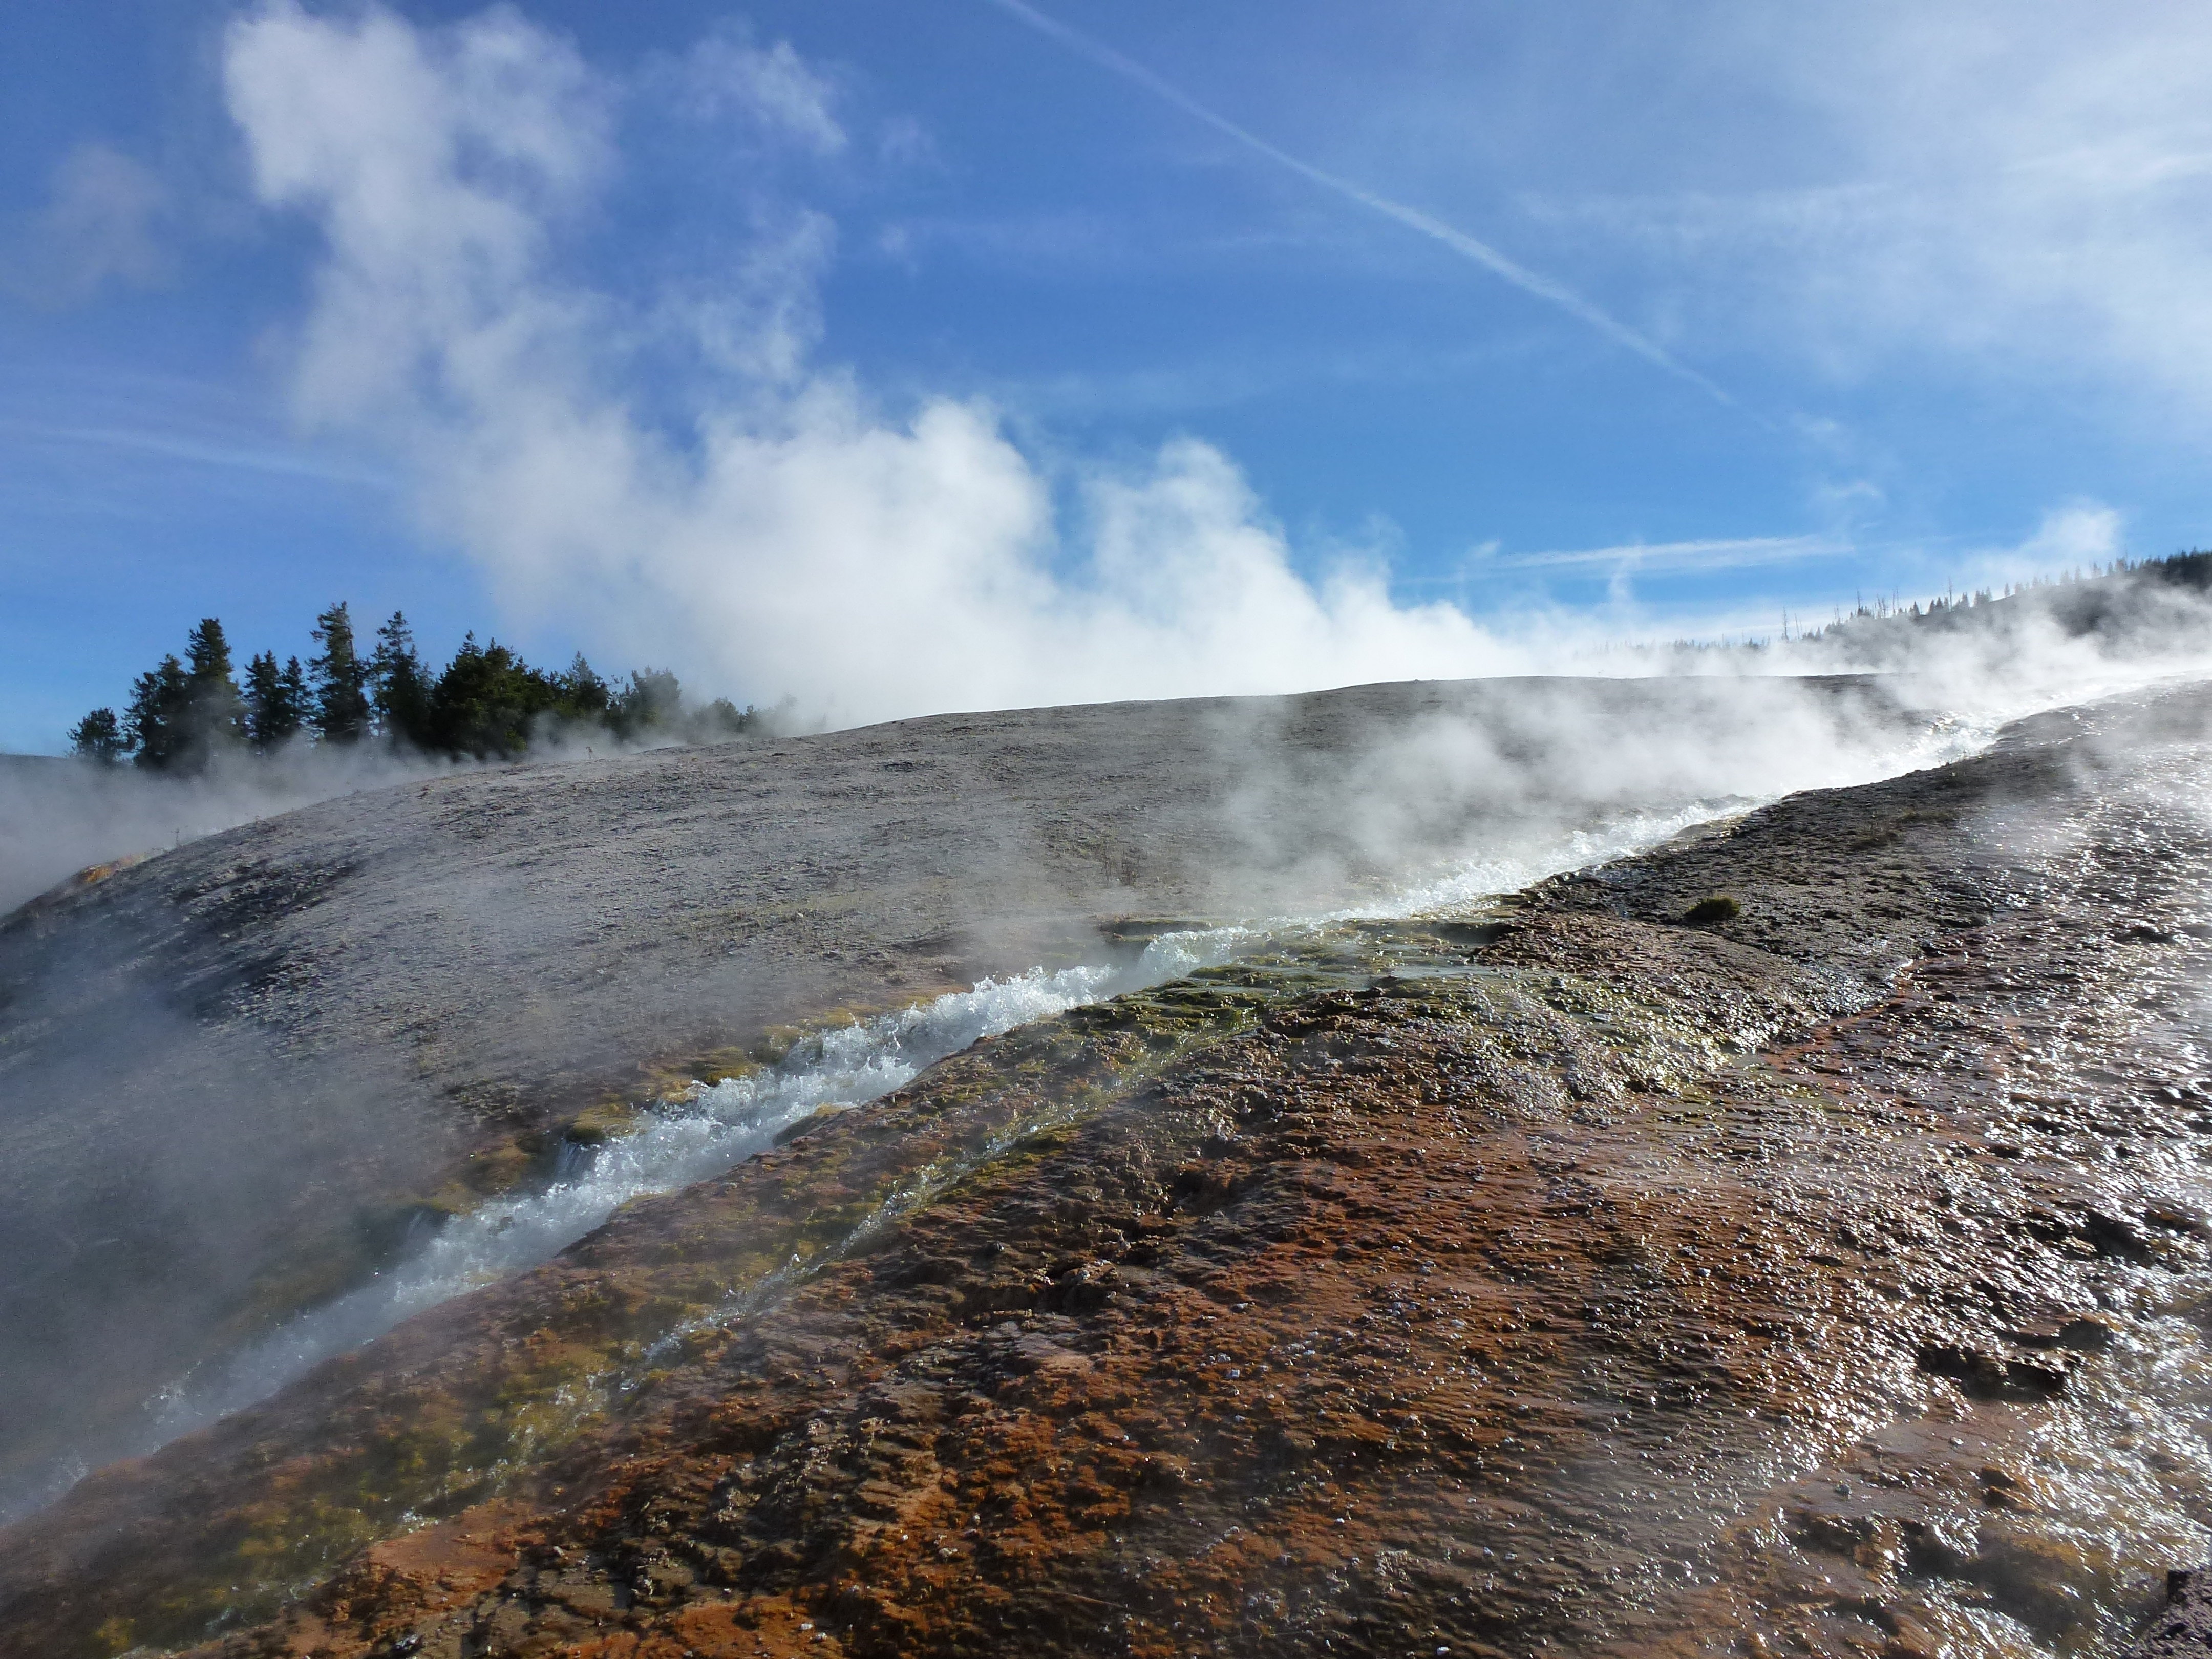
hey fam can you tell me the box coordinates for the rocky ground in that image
[0,674,1924,1520]
[5,683,2211,1657]
[2137,1573,2212,1658]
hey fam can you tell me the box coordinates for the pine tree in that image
[309,602,372,742]
[556,652,612,720]
[281,654,309,735]
[185,617,232,683]
[610,668,683,738]
[369,611,432,747]
[423,632,546,757]
[244,652,280,746]
[126,655,191,770]
[69,708,126,764]
[244,651,309,749]
[182,617,246,754]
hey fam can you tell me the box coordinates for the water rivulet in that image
[8,685,2212,1658]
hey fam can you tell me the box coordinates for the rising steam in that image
[220,6,2212,734]
[218,4,1563,728]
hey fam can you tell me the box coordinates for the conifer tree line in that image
[69,604,759,769]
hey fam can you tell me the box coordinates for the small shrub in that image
[1685,894,1741,925]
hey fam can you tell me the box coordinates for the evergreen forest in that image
[68,604,760,770]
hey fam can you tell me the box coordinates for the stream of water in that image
[135,802,1750,1450]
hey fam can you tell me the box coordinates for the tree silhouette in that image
[68,708,125,764]
[125,655,190,770]
[182,617,246,754]
[244,651,309,749]
[309,602,372,742]
[69,600,767,763]
[369,612,432,748]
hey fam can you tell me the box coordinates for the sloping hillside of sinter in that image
[6,685,2211,1657]
[0,674,1927,1521]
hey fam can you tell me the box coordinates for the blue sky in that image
[4,1,2209,745]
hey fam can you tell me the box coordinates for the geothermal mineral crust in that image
[7,685,2212,1658]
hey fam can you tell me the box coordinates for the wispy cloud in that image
[8,421,397,488]
[666,25,845,155]
[0,143,170,307]
[974,0,1733,407]
[1465,506,2130,626]
[875,210,1129,273]
[1475,534,1841,575]
[1517,6,2212,419]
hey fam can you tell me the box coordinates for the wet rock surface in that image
[2132,1571,2212,1658]
[0,675,1921,1516]
[6,684,2212,1657]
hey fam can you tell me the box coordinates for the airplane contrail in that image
[979,0,1733,407]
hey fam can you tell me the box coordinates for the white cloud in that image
[225,1,611,429]
[677,29,845,156]
[220,3,2170,724]
[223,3,1538,723]
[2,143,169,305]
[1477,534,1839,576]
[654,208,836,388]
[1953,501,2126,591]
[1525,2,2212,414]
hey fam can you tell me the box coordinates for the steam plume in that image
[221,5,2212,732]
[220,3,1570,727]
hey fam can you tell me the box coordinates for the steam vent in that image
[8,676,2212,1659]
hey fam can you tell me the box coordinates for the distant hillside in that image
[1783,549,2212,669]
[0,753,72,778]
